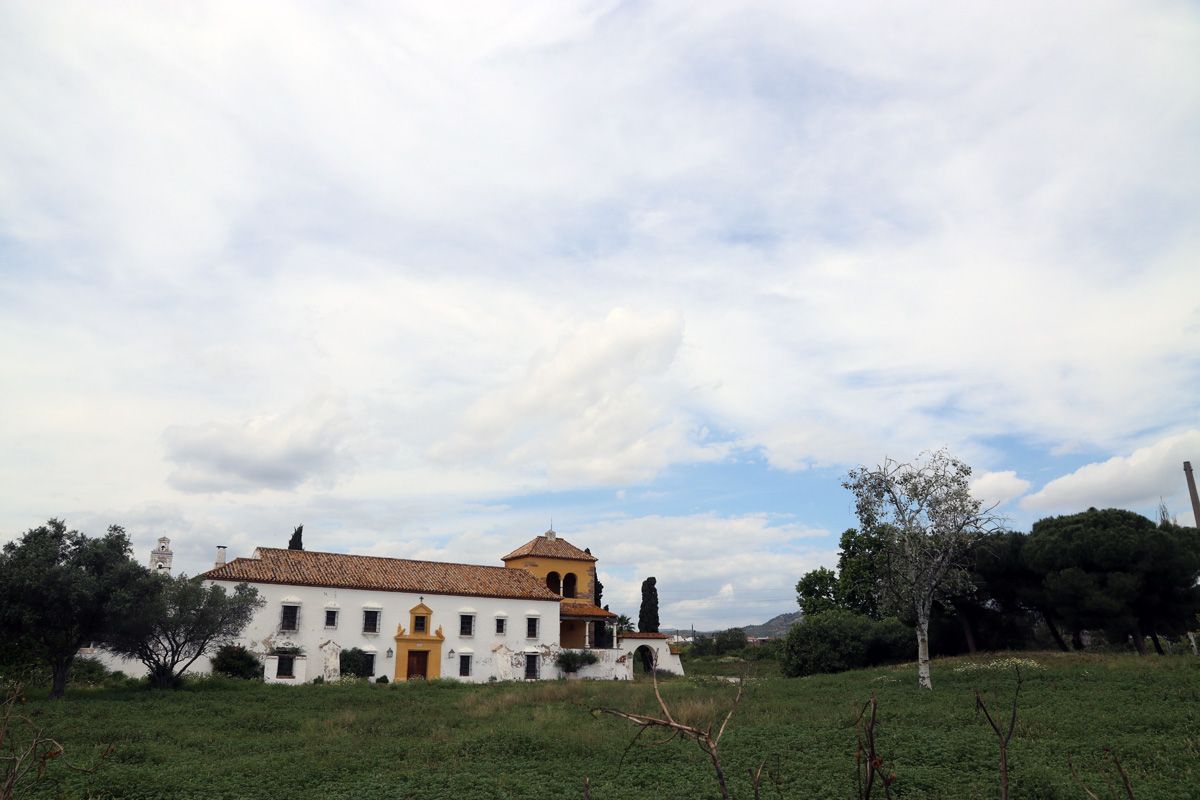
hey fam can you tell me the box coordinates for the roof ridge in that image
[256,547,517,573]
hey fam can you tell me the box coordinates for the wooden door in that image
[407,650,429,679]
[524,653,539,680]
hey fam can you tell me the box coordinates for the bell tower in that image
[149,536,174,575]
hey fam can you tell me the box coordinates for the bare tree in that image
[975,667,1023,800]
[593,660,746,800]
[843,449,1002,689]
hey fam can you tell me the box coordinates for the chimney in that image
[215,546,227,569]
[1185,462,1200,527]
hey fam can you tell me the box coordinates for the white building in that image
[199,530,683,683]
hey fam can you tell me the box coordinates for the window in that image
[546,571,561,594]
[363,653,376,677]
[524,653,539,680]
[363,609,380,634]
[324,609,338,628]
[281,604,299,631]
[526,617,539,639]
[413,615,427,634]
[276,655,295,679]
[562,573,577,598]
[495,617,506,635]
[459,654,472,677]
[459,614,474,637]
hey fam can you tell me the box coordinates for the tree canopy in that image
[287,524,304,551]
[0,519,155,698]
[1024,508,1200,654]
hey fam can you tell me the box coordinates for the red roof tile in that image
[560,601,617,619]
[619,631,670,639]
[501,532,597,563]
[202,547,560,601]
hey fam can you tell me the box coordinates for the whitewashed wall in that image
[616,637,686,676]
[218,580,563,683]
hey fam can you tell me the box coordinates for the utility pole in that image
[1185,461,1200,527]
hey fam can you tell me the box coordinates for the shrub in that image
[212,645,264,680]
[556,650,600,673]
[312,675,324,684]
[339,648,374,679]
[69,657,111,686]
[376,675,389,684]
[782,611,915,677]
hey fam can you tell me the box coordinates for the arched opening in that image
[633,645,655,676]
[546,572,561,594]
[562,573,577,599]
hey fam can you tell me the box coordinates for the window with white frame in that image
[280,604,299,632]
[526,617,539,639]
[459,614,474,637]
[363,609,380,634]
[495,617,506,635]
[324,609,338,628]
[459,654,472,677]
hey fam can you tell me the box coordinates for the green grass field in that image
[14,652,1200,800]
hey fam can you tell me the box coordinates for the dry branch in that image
[854,694,895,799]
[1,684,114,800]
[974,665,1022,800]
[593,655,746,800]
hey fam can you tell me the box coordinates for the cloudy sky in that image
[2,1,1198,630]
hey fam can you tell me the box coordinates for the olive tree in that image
[104,575,263,689]
[0,520,154,699]
[843,450,1001,689]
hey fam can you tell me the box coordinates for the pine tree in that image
[638,576,659,633]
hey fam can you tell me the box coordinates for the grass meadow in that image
[15,651,1200,799]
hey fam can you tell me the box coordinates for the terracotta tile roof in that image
[619,631,670,639]
[202,547,560,601]
[501,531,598,563]
[560,601,617,619]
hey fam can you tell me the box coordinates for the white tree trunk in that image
[916,606,932,690]
[1188,631,1199,657]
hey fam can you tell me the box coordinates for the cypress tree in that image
[287,525,303,551]
[638,576,659,633]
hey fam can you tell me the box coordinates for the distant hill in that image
[663,611,802,640]
[740,611,801,638]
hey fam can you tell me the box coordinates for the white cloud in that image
[971,470,1031,509]
[429,308,722,485]
[1,2,1198,602]
[163,395,354,493]
[1021,429,1200,524]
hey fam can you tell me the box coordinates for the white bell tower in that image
[149,536,174,575]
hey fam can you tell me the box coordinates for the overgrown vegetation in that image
[796,506,1200,670]
[14,652,1198,799]
[211,645,263,681]
[782,610,912,677]
[556,650,599,673]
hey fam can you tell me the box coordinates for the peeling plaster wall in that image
[218,580,563,683]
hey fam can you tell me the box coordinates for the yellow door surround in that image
[393,602,444,681]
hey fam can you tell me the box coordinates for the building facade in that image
[197,530,682,683]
